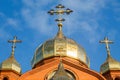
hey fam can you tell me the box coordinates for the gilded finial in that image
[99,37,113,56]
[8,36,22,56]
[48,4,73,38]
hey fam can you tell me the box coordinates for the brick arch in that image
[45,69,76,80]
[115,77,120,80]
[3,76,9,80]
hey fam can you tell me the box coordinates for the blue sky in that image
[0,0,120,73]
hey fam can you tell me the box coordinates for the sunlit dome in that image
[31,4,90,68]
[100,55,120,74]
[100,37,120,74]
[0,54,21,74]
[31,27,90,68]
[0,36,22,74]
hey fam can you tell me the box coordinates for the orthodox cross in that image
[99,37,113,56]
[8,36,22,55]
[48,4,73,28]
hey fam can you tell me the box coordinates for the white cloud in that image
[0,12,5,17]
[112,1,120,22]
[6,18,23,31]
[61,0,105,13]
[7,18,18,27]
[108,29,118,40]
[22,8,55,35]
[0,12,18,27]
[0,29,11,40]
[21,0,108,43]
[0,12,22,39]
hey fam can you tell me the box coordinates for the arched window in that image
[115,77,120,80]
[46,70,76,80]
[3,77,8,80]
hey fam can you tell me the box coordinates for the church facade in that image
[0,4,120,80]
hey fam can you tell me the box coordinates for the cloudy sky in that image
[0,0,120,73]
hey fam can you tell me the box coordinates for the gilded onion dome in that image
[31,4,90,68]
[100,54,120,74]
[100,37,120,74]
[0,53,21,74]
[0,36,22,74]
[31,24,89,68]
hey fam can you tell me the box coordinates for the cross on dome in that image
[48,4,73,38]
[99,37,113,56]
[48,4,73,27]
[8,36,22,55]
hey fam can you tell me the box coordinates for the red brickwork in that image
[102,70,120,80]
[0,70,20,80]
[18,57,106,80]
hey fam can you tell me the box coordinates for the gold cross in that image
[99,37,113,55]
[8,36,22,55]
[48,4,73,27]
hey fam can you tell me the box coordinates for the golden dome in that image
[100,54,120,74]
[31,4,89,68]
[0,36,22,74]
[100,37,120,74]
[31,26,90,68]
[0,53,21,74]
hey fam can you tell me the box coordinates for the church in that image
[0,4,120,80]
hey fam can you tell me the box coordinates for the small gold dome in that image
[0,54,21,74]
[100,37,120,74]
[0,36,22,74]
[100,54,120,74]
